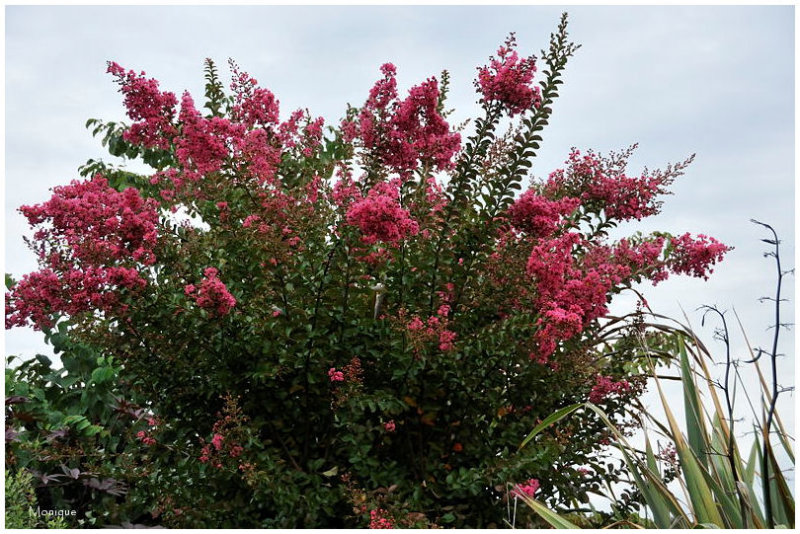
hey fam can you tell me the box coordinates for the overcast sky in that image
[4,6,795,438]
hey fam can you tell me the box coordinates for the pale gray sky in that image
[5,6,795,440]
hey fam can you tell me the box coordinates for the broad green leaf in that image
[678,338,709,469]
[653,360,725,527]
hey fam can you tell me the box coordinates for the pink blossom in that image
[328,368,345,382]
[476,35,541,116]
[346,181,419,245]
[343,64,460,176]
[242,214,262,228]
[6,177,158,330]
[438,329,457,352]
[136,430,156,446]
[236,129,282,184]
[278,109,325,158]
[187,267,237,316]
[612,237,668,283]
[211,433,225,451]
[176,93,245,176]
[525,230,652,358]
[331,175,361,209]
[199,443,212,463]
[229,61,280,129]
[544,149,676,222]
[407,317,425,331]
[588,375,631,404]
[512,478,540,498]
[384,420,396,433]
[534,305,584,357]
[507,190,579,237]
[386,78,461,173]
[107,62,178,149]
[369,508,395,529]
[18,176,158,266]
[667,233,731,280]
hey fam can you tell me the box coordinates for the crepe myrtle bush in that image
[5,14,730,528]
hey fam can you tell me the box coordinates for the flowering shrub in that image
[6,14,730,528]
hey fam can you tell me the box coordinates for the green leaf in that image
[440,512,455,524]
[90,366,115,385]
[679,338,709,469]
[320,466,338,477]
[519,403,582,450]
[519,495,580,528]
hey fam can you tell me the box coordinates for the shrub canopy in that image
[6,15,729,528]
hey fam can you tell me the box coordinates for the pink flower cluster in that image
[331,172,361,209]
[612,237,668,283]
[229,62,324,158]
[345,181,419,245]
[110,61,326,211]
[229,62,280,129]
[533,305,584,359]
[328,367,345,382]
[6,267,144,330]
[237,128,283,184]
[107,62,178,150]
[390,78,460,173]
[177,93,246,177]
[588,375,631,404]
[510,149,733,360]
[20,176,159,267]
[507,190,579,237]
[6,176,158,329]
[369,508,395,529]
[384,420,396,433]
[343,63,461,176]
[198,416,245,467]
[512,478,540,498]
[278,109,325,158]
[136,430,157,446]
[545,149,671,222]
[476,35,541,116]
[526,232,614,357]
[514,175,731,361]
[667,233,731,280]
[406,313,458,352]
[185,267,237,316]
